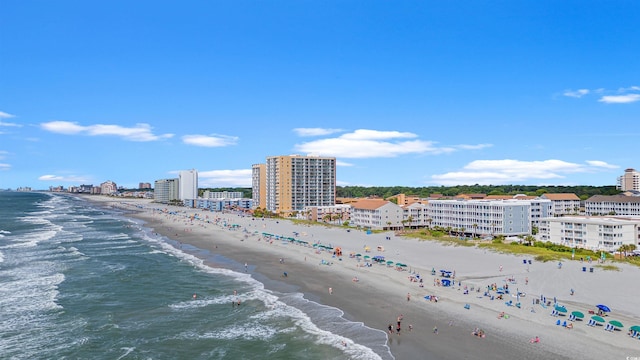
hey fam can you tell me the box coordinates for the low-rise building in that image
[302,204,351,223]
[540,193,581,216]
[427,199,531,237]
[350,199,404,230]
[539,216,640,252]
[585,195,640,216]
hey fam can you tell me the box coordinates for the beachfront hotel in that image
[427,199,532,237]
[179,169,198,201]
[617,168,640,191]
[266,154,336,215]
[251,163,266,209]
[259,154,336,216]
[538,216,640,252]
[154,178,179,204]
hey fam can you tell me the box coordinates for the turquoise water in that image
[0,192,391,360]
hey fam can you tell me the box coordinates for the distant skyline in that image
[1,1,638,190]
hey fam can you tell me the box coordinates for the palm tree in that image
[524,235,536,246]
[472,223,478,238]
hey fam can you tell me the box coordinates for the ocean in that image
[0,192,391,360]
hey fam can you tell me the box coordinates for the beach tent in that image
[569,311,584,321]
[609,320,623,330]
[554,305,567,314]
[441,279,452,287]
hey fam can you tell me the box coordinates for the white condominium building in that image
[427,199,531,237]
[539,216,640,252]
[179,169,198,201]
[403,202,430,228]
[350,199,404,230]
[540,193,581,216]
[585,195,640,216]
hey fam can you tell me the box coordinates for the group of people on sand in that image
[388,314,411,336]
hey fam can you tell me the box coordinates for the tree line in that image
[199,185,620,201]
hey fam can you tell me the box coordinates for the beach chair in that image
[516,302,521,308]
[505,300,513,307]
[587,319,596,327]
[562,321,567,327]
[550,309,559,316]
[464,304,470,310]
[556,319,561,326]
[568,314,576,321]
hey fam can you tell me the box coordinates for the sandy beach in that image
[87,196,640,360]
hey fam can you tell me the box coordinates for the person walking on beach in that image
[329,287,333,295]
[433,326,438,334]
[407,292,411,301]
[244,262,248,272]
[499,265,503,272]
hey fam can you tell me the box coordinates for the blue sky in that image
[1,1,638,190]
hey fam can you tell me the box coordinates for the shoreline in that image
[84,196,640,360]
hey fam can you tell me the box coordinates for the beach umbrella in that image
[609,320,623,329]
[386,260,394,265]
[355,253,362,257]
[571,311,584,319]
[554,305,567,313]
[596,304,611,313]
[363,255,370,259]
[591,315,605,323]
[629,325,640,332]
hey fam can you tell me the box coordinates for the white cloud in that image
[598,94,640,104]
[585,160,618,169]
[0,150,7,159]
[40,121,174,141]
[0,163,10,170]
[455,144,493,150]
[0,111,20,127]
[562,86,640,104]
[198,169,252,187]
[336,160,354,167]
[431,159,617,186]
[293,128,343,137]
[0,111,15,119]
[181,134,238,147]
[563,89,590,98]
[294,129,485,158]
[38,174,91,182]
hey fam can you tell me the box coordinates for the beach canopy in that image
[596,304,611,312]
[609,320,624,329]
[609,320,623,328]
[629,325,640,332]
[555,305,567,313]
[571,311,584,319]
[591,315,605,323]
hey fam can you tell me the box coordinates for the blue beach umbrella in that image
[596,304,611,313]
